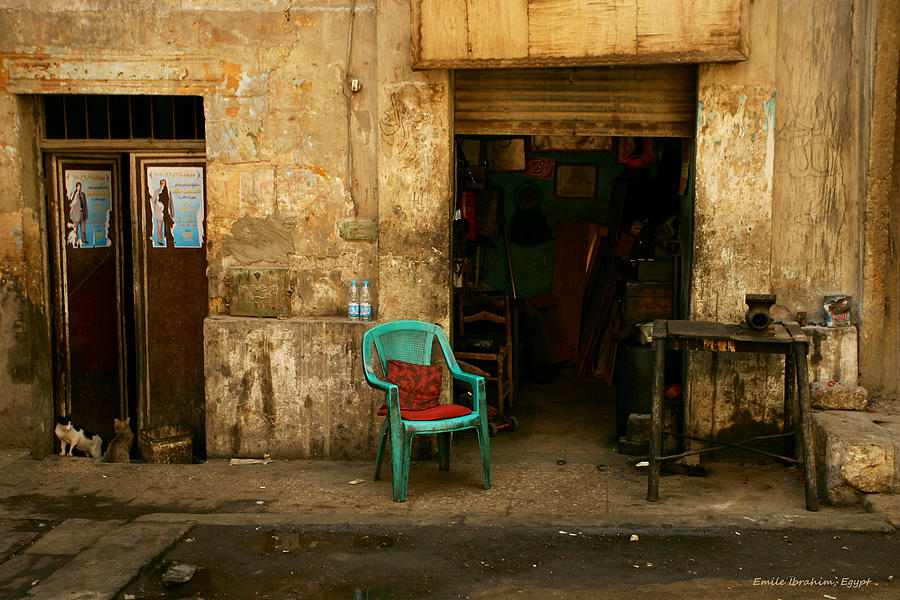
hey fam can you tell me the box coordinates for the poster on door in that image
[64,169,112,248]
[146,166,205,248]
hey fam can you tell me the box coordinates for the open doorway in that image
[450,67,696,457]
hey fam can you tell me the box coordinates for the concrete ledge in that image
[810,382,868,410]
[814,411,899,506]
[204,317,382,460]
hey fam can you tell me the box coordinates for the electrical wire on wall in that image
[343,0,357,216]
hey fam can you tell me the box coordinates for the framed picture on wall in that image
[554,164,598,199]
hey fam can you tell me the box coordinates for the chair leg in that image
[476,420,492,490]
[390,425,406,502]
[397,431,416,502]
[437,432,451,471]
[374,419,389,481]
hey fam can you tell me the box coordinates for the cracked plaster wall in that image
[0,0,448,458]
[688,0,879,445]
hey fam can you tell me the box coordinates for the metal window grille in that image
[43,95,204,141]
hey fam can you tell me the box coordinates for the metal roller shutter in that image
[454,66,697,138]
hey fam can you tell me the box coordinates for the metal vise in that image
[745,293,776,331]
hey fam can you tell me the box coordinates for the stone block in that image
[625,411,678,453]
[810,381,868,410]
[803,325,858,385]
[27,522,190,600]
[25,518,123,555]
[814,410,896,506]
[626,413,651,443]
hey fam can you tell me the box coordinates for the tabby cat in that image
[103,417,133,463]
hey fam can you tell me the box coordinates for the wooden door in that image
[131,154,208,456]
[48,156,126,442]
[48,153,208,457]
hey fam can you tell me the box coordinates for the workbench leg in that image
[794,341,819,511]
[647,337,665,502]
[783,352,800,460]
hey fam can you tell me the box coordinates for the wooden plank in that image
[666,320,735,339]
[414,0,747,68]
[794,340,819,511]
[414,0,469,63]
[552,219,606,357]
[529,0,638,58]
[647,335,665,501]
[636,0,745,58]
[468,0,529,59]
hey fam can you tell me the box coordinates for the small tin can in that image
[824,295,851,327]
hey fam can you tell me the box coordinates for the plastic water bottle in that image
[347,280,359,320]
[360,281,372,321]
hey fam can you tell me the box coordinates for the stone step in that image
[810,381,868,411]
[863,494,900,529]
[813,410,900,506]
[14,520,190,600]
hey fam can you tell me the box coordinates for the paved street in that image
[1,378,897,599]
[120,523,900,599]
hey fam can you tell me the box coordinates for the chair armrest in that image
[448,367,483,388]
[448,366,488,416]
[363,365,400,399]
[364,372,393,393]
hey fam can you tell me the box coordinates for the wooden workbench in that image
[647,320,818,511]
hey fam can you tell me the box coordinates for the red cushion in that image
[377,403,473,421]
[385,360,442,411]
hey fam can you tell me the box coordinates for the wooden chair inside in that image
[454,290,514,415]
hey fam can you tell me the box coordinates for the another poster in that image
[146,166,205,248]
[64,169,112,248]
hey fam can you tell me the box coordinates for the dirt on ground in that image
[118,524,899,600]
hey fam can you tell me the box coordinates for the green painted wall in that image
[477,147,656,298]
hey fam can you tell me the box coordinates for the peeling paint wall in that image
[376,0,451,327]
[688,0,782,442]
[771,0,862,323]
[204,317,380,459]
[2,0,380,317]
[688,0,883,443]
[0,0,893,457]
[860,0,900,401]
[0,0,449,458]
[0,87,53,455]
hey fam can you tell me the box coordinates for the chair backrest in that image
[362,320,455,381]
[457,290,512,345]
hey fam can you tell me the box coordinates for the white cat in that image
[54,415,103,458]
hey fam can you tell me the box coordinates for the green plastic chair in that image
[362,320,491,502]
